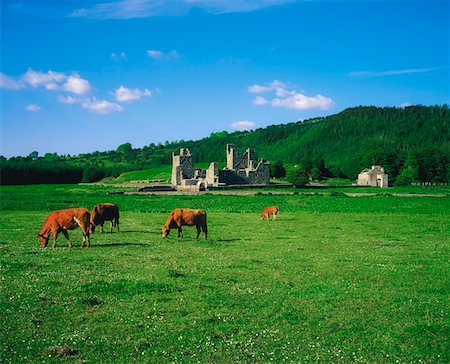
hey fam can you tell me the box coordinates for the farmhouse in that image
[357,165,389,187]
[171,144,270,191]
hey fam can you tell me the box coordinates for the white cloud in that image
[252,96,269,105]
[248,84,271,94]
[58,95,124,114]
[0,73,24,90]
[22,69,66,89]
[147,50,163,59]
[58,95,80,104]
[248,80,288,94]
[398,102,412,108]
[349,67,440,77]
[146,49,180,60]
[71,0,172,19]
[248,80,334,111]
[187,0,294,14]
[274,87,296,98]
[63,74,92,95]
[271,93,334,111]
[114,86,152,102]
[230,120,257,131]
[21,69,91,95]
[3,69,129,115]
[111,51,127,61]
[81,98,124,114]
[58,94,124,114]
[25,104,41,112]
[70,0,292,20]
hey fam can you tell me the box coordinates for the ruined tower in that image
[226,144,255,170]
[171,148,195,186]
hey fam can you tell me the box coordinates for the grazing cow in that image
[162,208,207,239]
[37,208,91,248]
[90,203,120,233]
[260,206,279,221]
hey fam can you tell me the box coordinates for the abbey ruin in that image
[171,144,270,190]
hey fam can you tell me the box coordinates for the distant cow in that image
[260,206,279,221]
[162,208,207,239]
[90,203,119,233]
[37,208,90,248]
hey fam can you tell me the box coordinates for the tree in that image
[116,142,132,154]
[310,158,330,180]
[44,152,59,161]
[28,151,39,160]
[287,166,309,187]
[310,167,322,181]
[394,167,416,186]
[270,161,286,178]
[82,166,106,183]
[316,158,331,178]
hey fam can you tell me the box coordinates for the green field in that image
[1,185,449,363]
[100,166,172,184]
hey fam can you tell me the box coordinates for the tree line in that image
[1,105,448,185]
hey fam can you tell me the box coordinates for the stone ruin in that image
[171,144,270,191]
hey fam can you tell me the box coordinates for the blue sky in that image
[0,0,448,157]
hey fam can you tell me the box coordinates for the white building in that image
[357,165,388,188]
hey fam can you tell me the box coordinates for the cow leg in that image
[52,230,59,248]
[61,230,72,248]
[177,227,183,238]
[196,225,201,239]
[85,232,90,247]
[116,219,120,232]
[110,221,113,233]
[100,223,104,233]
[273,213,277,221]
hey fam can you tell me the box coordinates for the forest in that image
[1,105,449,185]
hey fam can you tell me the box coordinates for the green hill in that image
[1,105,449,184]
[176,105,449,179]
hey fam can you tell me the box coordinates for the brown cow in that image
[90,203,119,233]
[162,208,207,239]
[37,208,90,248]
[260,206,279,221]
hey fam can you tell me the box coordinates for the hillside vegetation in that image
[1,105,448,184]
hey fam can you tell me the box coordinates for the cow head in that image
[36,233,49,247]
[161,225,170,238]
[89,223,96,234]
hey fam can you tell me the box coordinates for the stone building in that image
[171,144,270,191]
[357,165,388,187]
[221,144,270,185]
[171,148,218,191]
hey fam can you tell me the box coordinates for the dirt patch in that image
[45,344,79,357]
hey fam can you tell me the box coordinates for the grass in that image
[1,184,449,363]
[100,166,172,184]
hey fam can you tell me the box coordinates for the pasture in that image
[1,185,449,363]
